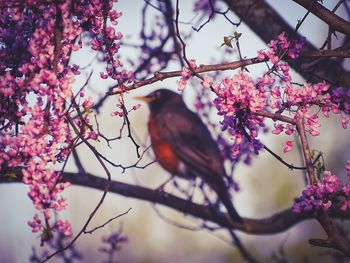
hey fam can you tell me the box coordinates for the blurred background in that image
[1,0,350,262]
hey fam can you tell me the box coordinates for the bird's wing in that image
[157,109,226,182]
[157,107,242,222]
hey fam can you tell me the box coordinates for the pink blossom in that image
[283,140,293,153]
[201,77,214,89]
[28,214,42,233]
[132,104,141,111]
[54,220,72,237]
[88,131,98,140]
[341,116,349,129]
[112,111,124,117]
[82,96,95,109]
[268,40,278,51]
[272,123,284,135]
[345,160,350,177]
[100,72,108,79]
[257,50,266,61]
[341,200,350,211]
[342,185,350,196]
[285,124,295,135]
[177,59,197,91]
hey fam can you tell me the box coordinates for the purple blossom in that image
[293,171,349,213]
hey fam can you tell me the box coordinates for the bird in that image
[135,88,242,222]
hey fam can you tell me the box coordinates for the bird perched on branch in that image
[135,89,241,222]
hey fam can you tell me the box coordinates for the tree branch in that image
[2,171,350,235]
[108,57,261,94]
[292,0,350,36]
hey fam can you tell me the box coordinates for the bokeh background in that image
[1,0,350,262]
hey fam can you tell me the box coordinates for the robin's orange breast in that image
[148,116,179,173]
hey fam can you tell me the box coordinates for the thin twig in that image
[228,230,260,263]
[85,208,132,234]
[42,114,112,262]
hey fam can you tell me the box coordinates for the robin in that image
[135,89,241,222]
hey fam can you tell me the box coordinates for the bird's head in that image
[134,89,183,112]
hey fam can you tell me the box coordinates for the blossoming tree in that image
[1,0,350,262]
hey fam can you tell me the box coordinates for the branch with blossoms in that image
[219,0,350,90]
[86,3,350,256]
[183,29,350,255]
[107,57,262,94]
[0,0,135,253]
[118,3,350,254]
[170,29,350,255]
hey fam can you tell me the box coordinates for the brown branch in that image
[2,171,350,235]
[301,49,350,58]
[192,0,241,32]
[175,0,203,81]
[163,0,183,66]
[108,57,261,94]
[295,118,350,256]
[314,212,350,257]
[175,0,188,66]
[255,110,296,125]
[295,119,317,185]
[58,173,350,255]
[292,0,350,36]
[251,111,350,255]
[262,143,306,171]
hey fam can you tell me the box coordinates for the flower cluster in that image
[28,215,72,241]
[1,1,77,241]
[331,86,350,115]
[293,169,350,213]
[212,71,266,157]
[206,33,347,158]
[0,0,126,243]
[257,32,305,63]
[177,59,197,91]
[78,0,133,83]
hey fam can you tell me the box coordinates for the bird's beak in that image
[134,95,153,103]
